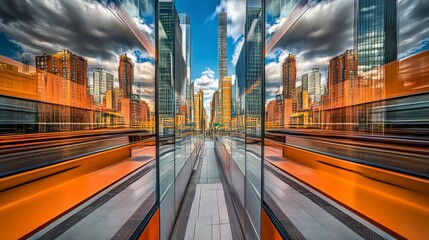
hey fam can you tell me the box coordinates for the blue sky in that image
[177,0,247,113]
[177,0,238,82]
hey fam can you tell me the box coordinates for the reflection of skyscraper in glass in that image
[179,13,192,124]
[159,1,186,135]
[118,53,134,98]
[355,0,397,73]
[282,53,296,99]
[35,49,88,108]
[301,68,321,103]
[179,13,191,82]
[93,68,113,105]
[245,7,262,135]
[328,49,358,108]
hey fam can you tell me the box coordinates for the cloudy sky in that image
[0,0,156,109]
[265,0,429,101]
[1,0,427,114]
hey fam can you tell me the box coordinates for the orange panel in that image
[266,144,429,240]
[139,209,160,240]
[261,208,283,240]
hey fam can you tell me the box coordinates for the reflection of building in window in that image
[93,68,114,106]
[118,53,134,99]
[356,0,397,73]
[282,53,296,99]
[35,49,88,108]
[301,68,321,104]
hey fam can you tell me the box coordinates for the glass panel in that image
[264,0,429,238]
[0,0,156,238]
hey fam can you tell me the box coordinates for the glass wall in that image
[264,0,429,238]
[0,0,157,238]
[157,1,202,239]
[215,0,263,238]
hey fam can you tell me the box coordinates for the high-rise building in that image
[221,76,232,130]
[118,53,134,98]
[301,68,321,104]
[211,90,220,125]
[93,68,113,106]
[218,12,227,90]
[355,0,397,73]
[218,12,227,123]
[194,89,204,131]
[190,81,195,122]
[245,7,263,136]
[35,50,88,108]
[328,49,358,108]
[179,13,192,125]
[282,53,296,99]
[36,50,87,85]
[179,13,191,81]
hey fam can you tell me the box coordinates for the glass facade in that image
[1,0,428,239]
[264,0,429,238]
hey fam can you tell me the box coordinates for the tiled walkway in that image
[172,140,243,240]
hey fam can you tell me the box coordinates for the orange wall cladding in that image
[138,209,160,240]
[261,208,283,240]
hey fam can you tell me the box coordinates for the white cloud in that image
[193,67,219,116]
[231,36,244,65]
[266,17,286,36]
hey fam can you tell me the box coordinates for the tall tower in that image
[218,12,227,90]
[179,13,192,124]
[118,53,134,98]
[218,12,227,123]
[282,53,296,99]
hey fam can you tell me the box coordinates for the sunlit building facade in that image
[93,68,114,106]
[118,53,134,99]
[282,53,296,99]
[221,76,231,130]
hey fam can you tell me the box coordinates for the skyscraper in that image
[36,50,87,85]
[179,13,192,125]
[93,68,113,106]
[218,12,227,123]
[179,13,191,82]
[282,53,296,99]
[328,49,358,108]
[221,76,231,130]
[211,90,220,125]
[355,0,397,73]
[245,7,263,136]
[194,89,204,131]
[218,12,227,90]
[118,53,134,98]
[35,49,88,108]
[301,68,321,104]
[159,1,186,135]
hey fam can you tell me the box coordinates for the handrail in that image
[265,129,429,179]
[0,131,155,178]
